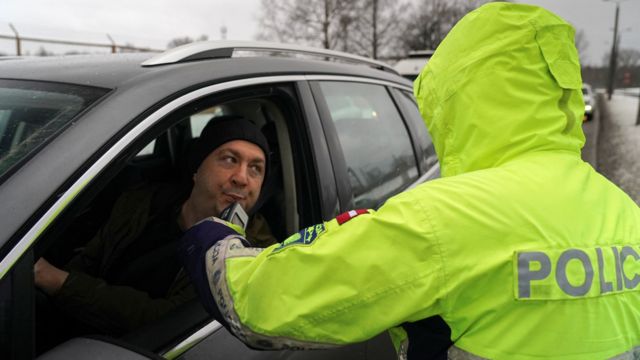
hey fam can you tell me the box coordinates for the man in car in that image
[34,115,276,339]
[178,3,640,359]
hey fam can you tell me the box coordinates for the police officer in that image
[179,3,640,359]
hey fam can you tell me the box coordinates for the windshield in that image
[0,80,108,181]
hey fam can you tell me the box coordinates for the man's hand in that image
[34,258,69,295]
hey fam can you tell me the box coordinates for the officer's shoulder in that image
[406,167,510,201]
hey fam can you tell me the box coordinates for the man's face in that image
[191,139,266,217]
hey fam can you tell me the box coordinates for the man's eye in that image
[249,165,264,177]
[222,155,236,163]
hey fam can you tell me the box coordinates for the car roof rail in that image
[141,40,397,74]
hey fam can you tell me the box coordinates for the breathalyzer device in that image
[220,202,249,230]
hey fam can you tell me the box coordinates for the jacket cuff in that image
[53,271,99,306]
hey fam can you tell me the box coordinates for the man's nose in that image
[231,164,249,186]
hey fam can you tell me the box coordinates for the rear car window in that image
[318,81,419,209]
[395,90,438,172]
[135,105,229,158]
[0,80,108,181]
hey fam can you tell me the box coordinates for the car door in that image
[0,79,112,360]
[0,77,393,360]
[170,80,398,360]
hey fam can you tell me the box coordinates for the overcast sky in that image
[0,0,638,66]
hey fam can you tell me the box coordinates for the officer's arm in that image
[179,193,445,350]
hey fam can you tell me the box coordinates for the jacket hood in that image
[414,3,585,177]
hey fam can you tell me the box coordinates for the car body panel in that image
[37,338,160,360]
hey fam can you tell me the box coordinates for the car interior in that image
[30,84,314,357]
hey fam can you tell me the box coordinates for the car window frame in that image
[388,88,439,177]
[0,75,310,279]
[308,76,424,211]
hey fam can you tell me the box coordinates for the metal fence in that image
[0,23,162,55]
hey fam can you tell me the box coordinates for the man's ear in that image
[192,172,197,182]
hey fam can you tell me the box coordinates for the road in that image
[581,99,599,168]
[594,90,640,205]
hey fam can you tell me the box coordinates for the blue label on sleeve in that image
[271,223,326,253]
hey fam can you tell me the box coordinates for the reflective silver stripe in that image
[396,339,408,360]
[447,346,488,360]
[517,251,551,298]
[206,237,339,350]
[555,249,594,296]
[0,73,414,279]
[621,246,640,289]
[614,246,624,290]
[596,247,614,293]
[609,346,640,360]
[162,320,222,359]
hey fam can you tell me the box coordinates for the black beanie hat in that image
[189,115,270,176]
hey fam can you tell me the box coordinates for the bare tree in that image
[400,0,481,53]
[167,34,209,49]
[600,47,640,88]
[574,29,589,60]
[255,0,500,59]
[256,0,296,43]
[256,0,357,50]
[616,49,640,88]
[616,48,640,69]
[399,0,503,55]
[602,48,640,68]
[349,0,409,59]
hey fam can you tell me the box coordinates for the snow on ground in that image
[619,87,640,97]
[597,91,640,205]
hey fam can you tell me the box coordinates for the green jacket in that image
[54,183,275,335]
[189,3,640,359]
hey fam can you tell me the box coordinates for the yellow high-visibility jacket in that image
[180,3,640,359]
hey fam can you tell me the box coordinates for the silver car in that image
[582,83,596,121]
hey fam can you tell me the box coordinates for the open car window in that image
[31,84,303,359]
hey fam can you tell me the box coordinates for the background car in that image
[0,41,439,360]
[393,50,434,81]
[582,83,597,121]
